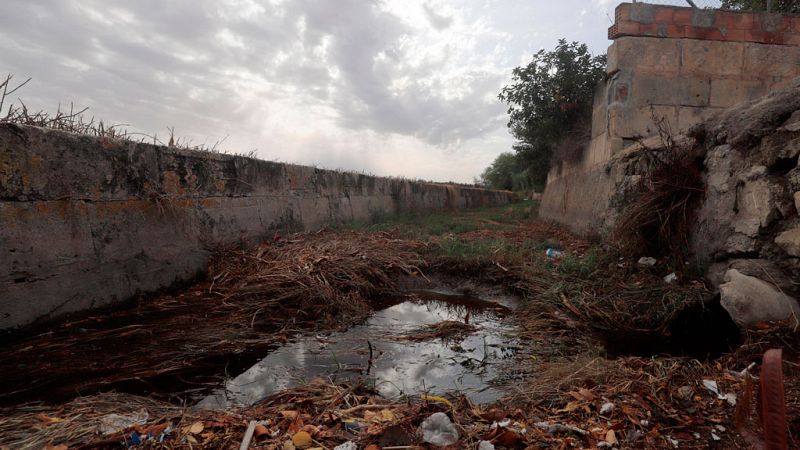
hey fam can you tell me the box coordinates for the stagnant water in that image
[198,286,519,409]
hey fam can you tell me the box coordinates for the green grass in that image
[341,200,538,239]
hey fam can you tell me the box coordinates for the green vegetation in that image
[343,200,537,238]
[482,39,606,192]
[721,0,800,13]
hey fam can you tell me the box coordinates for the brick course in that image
[609,2,800,46]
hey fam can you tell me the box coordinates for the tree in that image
[480,153,517,191]
[497,39,606,188]
[720,0,800,13]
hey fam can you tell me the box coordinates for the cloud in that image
[0,0,613,183]
[422,2,455,30]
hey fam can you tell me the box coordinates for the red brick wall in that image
[609,2,800,46]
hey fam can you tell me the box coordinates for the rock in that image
[776,227,800,257]
[707,259,793,292]
[794,192,800,212]
[719,269,800,327]
[416,412,459,446]
[638,257,657,267]
[663,273,678,283]
[788,168,800,192]
[733,179,785,238]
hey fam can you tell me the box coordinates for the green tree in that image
[720,0,800,13]
[497,39,606,188]
[480,152,517,190]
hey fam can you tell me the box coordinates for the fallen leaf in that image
[37,414,65,424]
[189,421,204,434]
[281,410,299,419]
[606,429,618,445]
[292,431,312,449]
[365,445,381,450]
[43,446,67,450]
[254,424,269,437]
[557,401,582,413]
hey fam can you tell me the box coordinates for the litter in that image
[417,412,459,446]
[478,440,496,450]
[637,257,657,267]
[98,409,149,435]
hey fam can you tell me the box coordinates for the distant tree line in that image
[480,39,606,192]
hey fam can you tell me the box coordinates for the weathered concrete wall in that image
[540,2,800,234]
[0,124,514,329]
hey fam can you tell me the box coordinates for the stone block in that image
[608,104,678,139]
[681,40,745,78]
[720,268,800,327]
[709,79,768,108]
[743,42,800,78]
[607,37,680,77]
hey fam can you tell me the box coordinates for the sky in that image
[0,0,622,183]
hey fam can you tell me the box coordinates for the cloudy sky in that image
[1,0,621,183]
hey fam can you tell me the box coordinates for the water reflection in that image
[198,288,518,409]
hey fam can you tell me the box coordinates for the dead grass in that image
[613,114,705,267]
[0,230,427,404]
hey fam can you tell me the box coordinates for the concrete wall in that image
[0,124,514,329]
[540,2,800,234]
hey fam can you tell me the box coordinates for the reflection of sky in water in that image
[198,290,517,409]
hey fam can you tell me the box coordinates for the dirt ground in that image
[1,201,798,449]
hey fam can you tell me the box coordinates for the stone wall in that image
[0,124,514,329]
[540,2,800,235]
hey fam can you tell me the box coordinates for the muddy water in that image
[198,286,518,408]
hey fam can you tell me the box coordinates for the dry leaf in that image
[281,410,299,420]
[606,429,618,445]
[189,421,204,434]
[37,414,65,424]
[43,446,68,450]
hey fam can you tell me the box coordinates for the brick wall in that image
[609,2,800,46]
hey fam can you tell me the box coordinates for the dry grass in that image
[0,230,427,404]
[613,115,705,266]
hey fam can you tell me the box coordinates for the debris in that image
[605,429,618,445]
[417,412,459,446]
[637,257,657,267]
[600,402,614,415]
[254,424,269,437]
[239,420,257,450]
[663,272,678,283]
[333,442,357,450]
[98,409,149,435]
[477,441,495,450]
[534,421,588,436]
[545,248,564,258]
[292,431,313,449]
[283,441,296,450]
[702,379,737,405]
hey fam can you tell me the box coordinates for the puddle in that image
[198,285,519,409]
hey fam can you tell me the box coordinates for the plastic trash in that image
[417,412,459,446]
[545,248,564,258]
[637,257,657,267]
[478,440,496,450]
[333,442,358,450]
[663,272,678,283]
[600,402,615,415]
[98,409,149,435]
